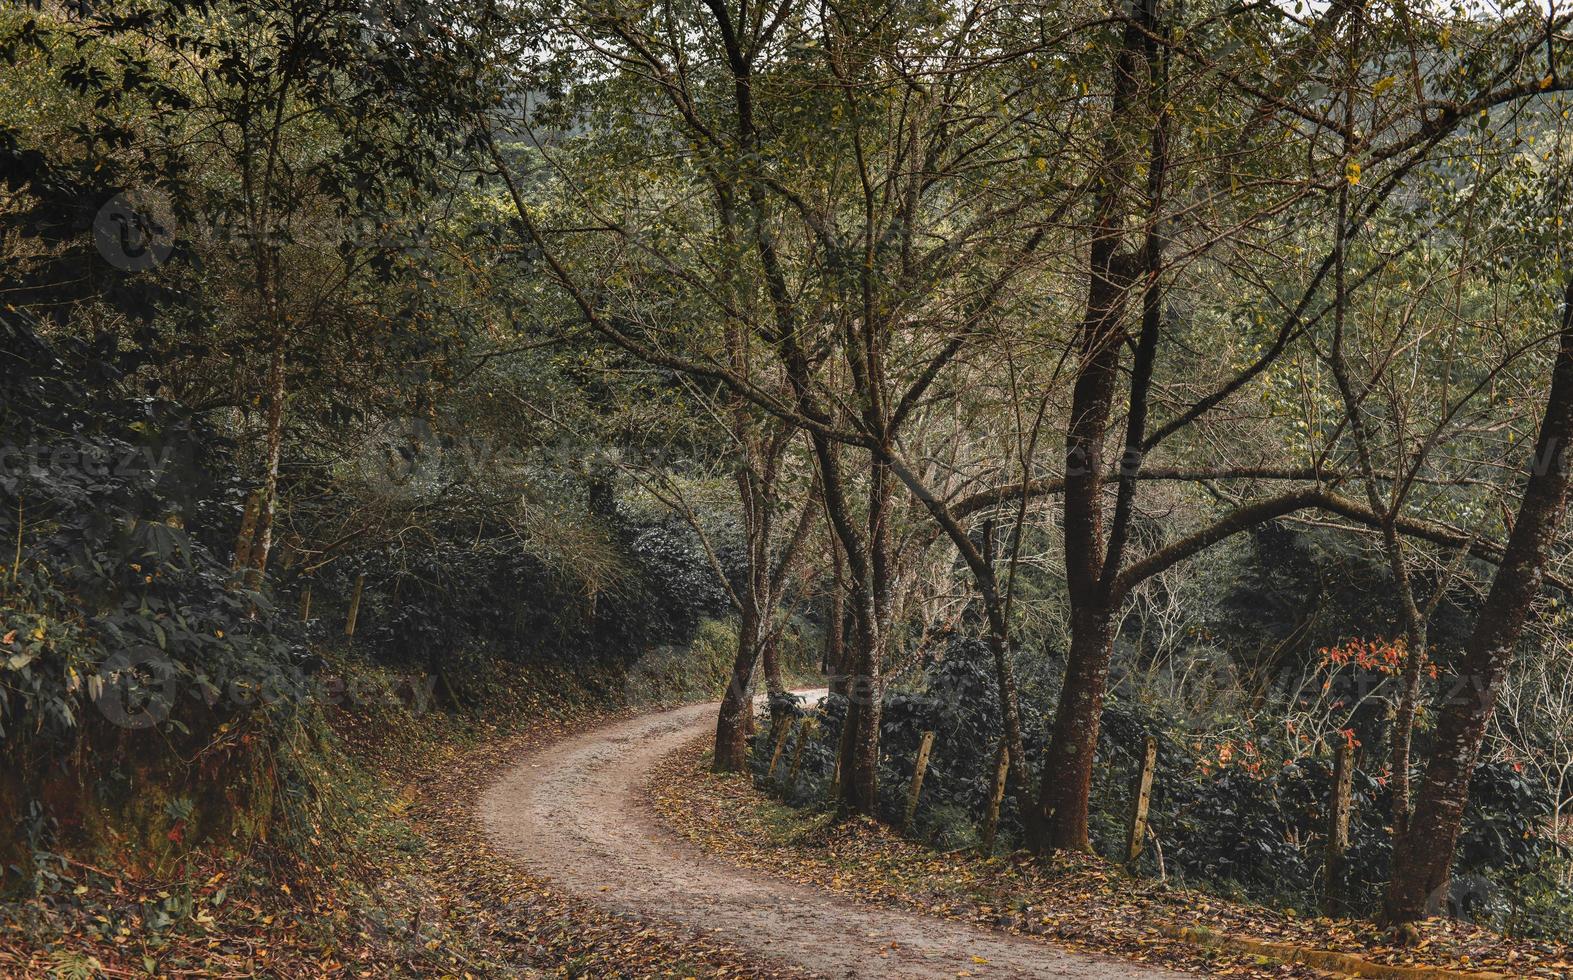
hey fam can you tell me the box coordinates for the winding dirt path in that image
[481,698,1193,978]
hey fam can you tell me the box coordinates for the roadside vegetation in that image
[656,736,1573,977]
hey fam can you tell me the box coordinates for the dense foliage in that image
[763,544,1573,934]
[0,315,317,874]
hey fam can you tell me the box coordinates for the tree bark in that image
[824,538,846,685]
[1029,0,1155,853]
[763,630,791,733]
[1030,601,1118,851]
[981,601,1027,789]
[837,589,883,815]
[713,438,817,770]
[713,441,785,770]
[1388,619,1428,834]
[1384,280,1573,924]
[242,338,286,591]
[833,450,892,816]
[1390,537,1471,833]
[714,601,763,772]
[231,489,261,576]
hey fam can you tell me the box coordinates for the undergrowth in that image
[0,616,768,977]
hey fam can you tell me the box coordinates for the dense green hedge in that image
[0,318,324,880]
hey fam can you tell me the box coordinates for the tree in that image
[1024,0,1573,852]
[466,0,1573,845]
[479,0,1066,810]
[1385,280,1573,923]
[22,0,474,591]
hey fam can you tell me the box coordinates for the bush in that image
[621,617,739,707]
[752,624,1572,931]
[761,636,1045,847]
[0,319,328,883]
[303,507,735,709]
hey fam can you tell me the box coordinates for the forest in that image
[7,0,1573,975]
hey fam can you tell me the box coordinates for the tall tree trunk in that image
[714,599,763,772]
[837,590,882,816]
[242,338,286,591]
[1388,618,1428,833]
[829,600,854,697]
[706,68,776,775]
[979,519,1027,793]
[836,451,891,816]
[823,533,844,658]
[823,542,846,683]
[1028,219,1130,853]
[1384,280,1573,924]
[713,455,777,771]
[1029,0,1152,853]
[763,632,784,695]
[231,489,261,577]
[983,603,1028,796]
[1386,512,1472,837]
[763,630,790,731]
[1317,5,1436,837]
[1030,601,1117,851]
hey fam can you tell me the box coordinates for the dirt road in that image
[480,698,1192,978]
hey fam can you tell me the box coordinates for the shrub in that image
[752,624,1572,931]
[0,319,328,883]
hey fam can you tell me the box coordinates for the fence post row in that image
[345,572,366,637]
[766,717,793,781]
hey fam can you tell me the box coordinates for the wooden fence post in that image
[904,730,937,828]
[766,717,793,781]
[1125,735,1158,865]
[980,740,1011,854]
[299,583,312,622]
[345,573,366,637]
[1323,737,1354,914]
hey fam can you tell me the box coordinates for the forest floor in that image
[648,725,1573,979]
[12,690,1572,978]
[0,686,798,978]
[481,696,1184,978]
